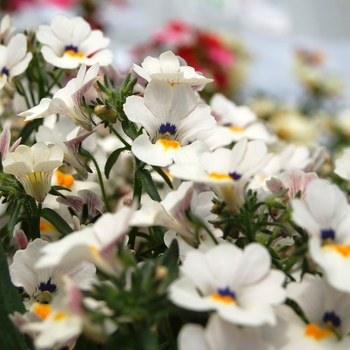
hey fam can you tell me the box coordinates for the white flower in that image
[0,14,15,44]
[262,274,350,349]
[36,14,113,69]
[291,179,350,292]
[0,33,32,90]
[204,93,277,150]
[124,80,216,167]
[21,276,85,349]
[35,205,135,276]
[169,138,271,213]
[169,243,286,327]
[132,50,213,90]
[334,148,350,181]
[178,314,273,350]
[18,63,99,131]
[266,167,318,202]
[3,142,64,203]
[131,181,221,246]
[0,126,21,161]
[287,274,350,341]
[9,239,96,306]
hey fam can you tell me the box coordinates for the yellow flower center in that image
[228,126,244,133]
[324,244,350,257]
[33,303,51,320]
[211,293,236,304]
[53,311,68,321]
[208,172,233,181]
[64,50,84,58]
[158,139,180,151]
[55,170,74,188]
[304,323,333,340]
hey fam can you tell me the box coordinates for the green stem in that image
[33,202,42,240]
[44,69,64,96]
[88,153,112,213]
[108,124,131,149]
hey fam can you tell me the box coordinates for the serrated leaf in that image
[41,208,73,236]
[0,244,27,350]
[138,168,161,202]
[104,147,127,179]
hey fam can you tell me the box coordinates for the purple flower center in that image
[229,171,242,181]
[323,311,341,328]
[321,228,335,241]
[217,286,236,299]
[38,278,57,293]
[159,123,177,136]
[65,44,79,53]
[1,66,9,76]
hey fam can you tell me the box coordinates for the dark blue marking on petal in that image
[1,66,9,76]
[321,228,335,241]
[323,311,341,328]
[38,278,57,293]
[65,45,79,53]
[158,123,177,136]
[229,171,242,181]
[217,287,236,299]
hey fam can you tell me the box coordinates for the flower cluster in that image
[1,11,350,350]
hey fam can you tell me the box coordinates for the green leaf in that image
[138,168,161,202]
[105,147,127,179]
[7,197,24,238]
[0,244,27,350]
[41,208,73,236]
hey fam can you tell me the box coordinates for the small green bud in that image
[94,104,117,123]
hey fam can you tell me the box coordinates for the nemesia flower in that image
[20,276,86,350]
[132,50,213,90]
[292,179,350,292]
[0,14,15,44]
[169,138,271,213]
[178,314,273,350]
[287,274,350,343]
[131,181,221,246]
[169,243,286,327]
[204,93,276,150]
[2,142,64,203]
[36,118,96,178]
[35,205,135,276]
[18,63,100,131]
[9,239,96,307]
[0,126,21,161]
[266,167,318,202]
[251,144,325,190]
[36,14,113,69]
[57,189,104,224]
[0,33,33,90]
[124,80,216,167]
[334,148,350,181]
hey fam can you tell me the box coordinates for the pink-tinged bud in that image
[14,229,28,249]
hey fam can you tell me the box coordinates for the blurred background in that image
[2,0,350,148]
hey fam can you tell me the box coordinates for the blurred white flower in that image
[170,243,286,327]
[292,179,350,293]
[0,33,32,90]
